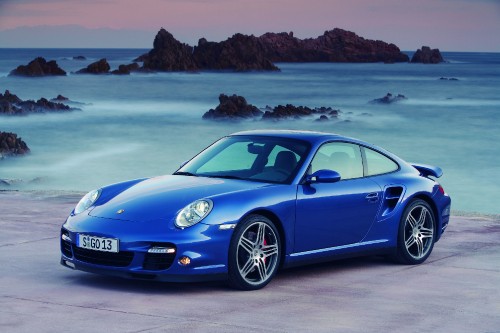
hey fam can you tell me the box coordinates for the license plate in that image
[77,234,119,253]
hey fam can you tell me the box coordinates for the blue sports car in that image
[61,130,451,290]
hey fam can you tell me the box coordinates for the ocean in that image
[0,49,499,215]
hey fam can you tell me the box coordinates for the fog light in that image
[65,260,75,269]
[61,234,71,242]
[178,256,191,266]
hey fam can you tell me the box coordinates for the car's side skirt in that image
[283,239,391,268]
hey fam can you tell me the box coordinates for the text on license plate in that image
[77,234,119,253]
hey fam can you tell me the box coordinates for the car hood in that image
[89,175,272,222]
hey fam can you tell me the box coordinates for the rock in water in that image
[370,93,407,104]
[193,34,279,71]
[202,94,263,120]
[0,90,75,115]
[76,58,111,74]
[258,29,410,63]
[9,57,66,76]
[0,131,30,157]
[411,46,444,64]
[262,105,339,120]
[141,28,198,71]
[111,63,140,75]
[138,28,410,72]
[52,94,69,101]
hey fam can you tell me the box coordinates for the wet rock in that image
[370,93,407,104]
[133,53,148,62]
[73,56,86,60]
[76,58,110,74]
[202,94,263,120]
[111,63,140,75]
[263,104,340,120]
[138,28,410,72]
[202,94,341,122]
[0,131,30,157]
[141,28,198,71]
[258,29,409,63]
[439,77,459,81]
[52,94,69,101]
[0,90,76,115]
[9,57,66,76]
[193,34,279,71]
[316,115,329,122]
[411,46,444,64]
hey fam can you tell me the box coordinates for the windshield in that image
[175,135,310,184]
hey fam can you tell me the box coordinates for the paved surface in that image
[0,192,499,333]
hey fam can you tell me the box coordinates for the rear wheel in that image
[228,215,281,290]
[395,199,435,264]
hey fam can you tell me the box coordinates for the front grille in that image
[143,252,175,270]
[72,245,134,267]
[61,229,72,257]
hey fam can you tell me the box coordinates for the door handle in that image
[365,192,379,203]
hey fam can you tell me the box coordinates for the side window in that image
[310,142,363,180]
[363,148,399,176]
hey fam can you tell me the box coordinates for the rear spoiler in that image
[411,163,443,178]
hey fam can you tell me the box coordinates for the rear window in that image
[363,147,399,176]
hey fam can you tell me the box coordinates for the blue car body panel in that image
[61,130,451,282]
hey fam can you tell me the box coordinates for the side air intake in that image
[381,186,404,216]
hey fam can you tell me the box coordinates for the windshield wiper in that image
[173,171,197,177]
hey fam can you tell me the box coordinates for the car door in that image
[294,142,382,253]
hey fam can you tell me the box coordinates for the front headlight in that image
[175,199,213,228]
[74,189,101,215]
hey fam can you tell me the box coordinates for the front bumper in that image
[60,214,232,282]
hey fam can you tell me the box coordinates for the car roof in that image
[231,130,348,144]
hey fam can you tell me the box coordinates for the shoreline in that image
[1,189,499,220]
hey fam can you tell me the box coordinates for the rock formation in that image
[262,105,339,120]
[202,94,340,121]
[0,131,30,158]
[141,29,198,71]
[370,93,407,104]
[0,90,75,115]
[259,29,409,63]
[193,34,279,71]
[111,63,140,75]
[202,94,263,120]
[411,46,444,64]
[9,57,66,76]
[51,94,69,101]
[137,28,409,72]
[76,58,111,74]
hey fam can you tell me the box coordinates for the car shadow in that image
[63,255,393,293]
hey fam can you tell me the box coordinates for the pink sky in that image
[0,0,499,51]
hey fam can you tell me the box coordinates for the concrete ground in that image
[0,192,499,333]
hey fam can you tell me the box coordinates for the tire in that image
[228,215,281,290]
[394,199,436,265]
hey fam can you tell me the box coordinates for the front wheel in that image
[228,215,281,290]
[395,199,436,264]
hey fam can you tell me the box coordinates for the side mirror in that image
[179,161,188,168]
[306,169,341,184]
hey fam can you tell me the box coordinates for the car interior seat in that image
[274,151,297,174]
